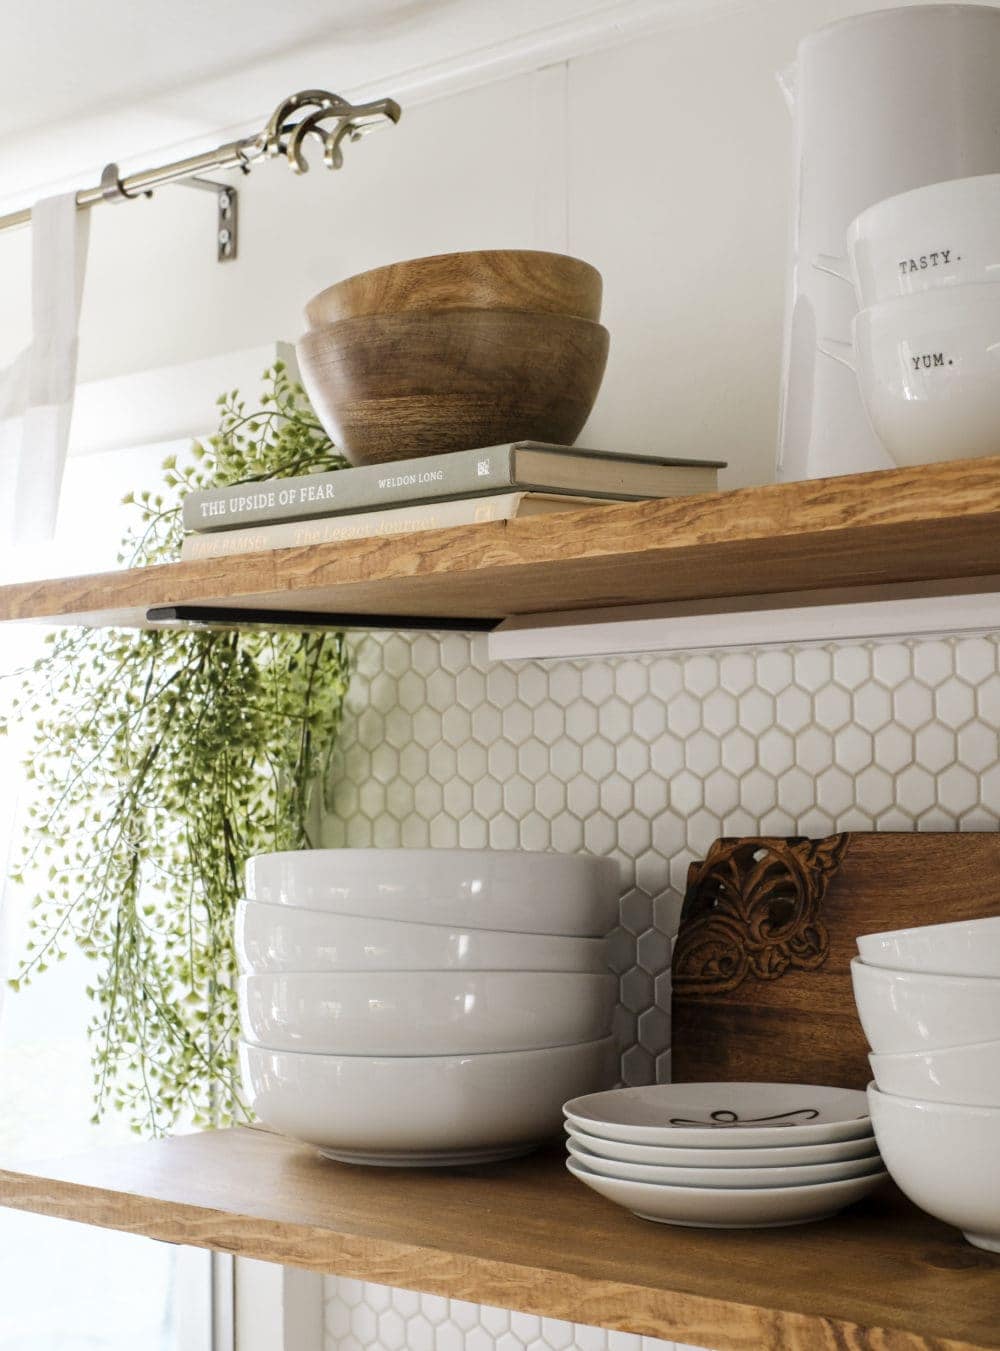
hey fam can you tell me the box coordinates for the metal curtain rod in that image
[0,88,401,261]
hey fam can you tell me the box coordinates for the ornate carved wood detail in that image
[673,834,851,997]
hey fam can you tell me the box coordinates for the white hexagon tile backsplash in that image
[321,629,1000,1351]
[324,1281,707,1351]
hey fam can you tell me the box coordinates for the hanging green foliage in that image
[3,364,351,1135]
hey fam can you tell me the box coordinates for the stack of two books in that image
[180,442,726,562]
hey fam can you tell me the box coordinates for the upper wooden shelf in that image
[2,456,1000,629]
[1,1126,998,1349]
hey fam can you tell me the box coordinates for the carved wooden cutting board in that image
[671,833,1000,1089]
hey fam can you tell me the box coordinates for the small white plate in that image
[319,1144,534,1167]
[566,1126,879,1169]
[566,1139,885,1188]
[566,1157,888,1228]
[564,1083,871,1148]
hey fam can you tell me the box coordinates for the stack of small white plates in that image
[563,1083,888,1228]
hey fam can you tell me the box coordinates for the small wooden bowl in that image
[297,309,610,466]
[304,250,602,328]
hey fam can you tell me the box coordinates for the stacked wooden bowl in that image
[297,250,609,466]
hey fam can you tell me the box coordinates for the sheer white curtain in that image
[0,202,84,1020]
[0,193,89,551]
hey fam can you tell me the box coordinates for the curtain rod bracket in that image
[177,177,239,262]
[100,162,131,204]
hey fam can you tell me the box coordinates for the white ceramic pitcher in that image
[776,4,1000,483]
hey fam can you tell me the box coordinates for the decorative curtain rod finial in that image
[258,89,402,174]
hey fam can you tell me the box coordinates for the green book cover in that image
[182,442,724,534]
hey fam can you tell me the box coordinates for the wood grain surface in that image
[0,1127,998,1350]
[304,249,602,326]
[673,832,1000,1088]
[1,455,1000,629]
[296,309,610,465]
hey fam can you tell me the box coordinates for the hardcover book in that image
[182,442,725,534]
[180,492,627,561]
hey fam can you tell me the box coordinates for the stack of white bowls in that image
[237,847,620,1166]
[852,916,1000,1253]
[563,1082,887,1228]
[815,173,1000,467]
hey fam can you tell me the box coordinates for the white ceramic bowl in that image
[851,956,1000,1054]
[857,915,1000,979]
[818,284,1000,466]
[867,1084,1000,1252]
[235,899,609,975]
[564,1083,871,1148]
[245,849,620,937]
[566,1157,887,1229]
[566,1138,886,1189]
[565,1125,879,1169]
[836,174,1000,306]
[239,1036,617,1166]
[869,1038,1000,1108]
[238,969,617,1055]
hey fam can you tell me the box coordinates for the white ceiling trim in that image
[0,0,773,218]
[349,0,771,107]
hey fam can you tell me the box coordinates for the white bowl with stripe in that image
[240,1036,617,1166]
[851,957,1000,1055]
[236,899,609,974]
[246,848,620,936]
[239,969,617,1056]
[857,915,1000,979]
[869,1037,1000,1108]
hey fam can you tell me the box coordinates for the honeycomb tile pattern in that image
[324,1280,706,1351]
[322,630,1000,1351]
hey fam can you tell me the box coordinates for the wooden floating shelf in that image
[1,1127,998,1350]
[1,456,1000,629]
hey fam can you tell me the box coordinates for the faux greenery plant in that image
[3,364,350,1134]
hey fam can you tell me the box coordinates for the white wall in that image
[3,0,985,493]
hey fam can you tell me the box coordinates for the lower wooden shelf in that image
[0,1126,998,1349]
